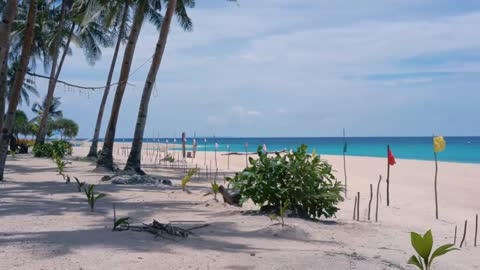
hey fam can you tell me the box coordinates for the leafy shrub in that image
[408,230,457,270]
[32,143,54,157]
[226,144,343,219]
[83,184,107,211]
[32,140,72,158]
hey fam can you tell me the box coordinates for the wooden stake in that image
[368,184,373,221]
[356,192,360,221]
[454,225,457,245]
[353,195,357,220]
[475,214,478,247]
[343,128,348,198]
[386,144,391,206]
[375,175,382,222]
[434,151,439,220]
[460,220,467,248]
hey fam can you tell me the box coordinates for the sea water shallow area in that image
[110,136,480,164]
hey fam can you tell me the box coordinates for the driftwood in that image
[218,185,241,206]
[128,220,208,238]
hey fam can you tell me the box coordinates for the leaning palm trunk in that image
[0,0,38,181]
[0,0,18,131]
[35,1,71,145]
[124,0,177,173]
[87,2,129,158]
[97,0,147,170]
[0,61,7,130]
[0,0,18,76]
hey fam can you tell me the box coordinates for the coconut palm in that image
[0,0,19,131]
[125,0,193,173]
[32,96,63,121]
[6,62,39,106]
[34,0,113,145]
[87,0,131,158]
[97,0,191,170]
[0,0,38,181]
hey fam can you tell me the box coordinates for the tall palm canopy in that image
[32,96,63,121]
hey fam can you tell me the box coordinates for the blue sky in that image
[24,0,480,138]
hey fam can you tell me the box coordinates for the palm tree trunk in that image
[97,0,147,170]
[0,0,38,181]
[35,1,70,145]
[87,2,129,158]
[0,0,18,131]
[0,0,18,76]
[0,61,7,131]
[124,0,177,173]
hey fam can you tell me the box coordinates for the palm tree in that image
[32,96,64,122]
[35,0,113,145]
[87,0,131,158]
[0,0,18,77]
[0,0,38,181]
[0,0,19,131]
[125,0,193,173]
[53,118,79,139]
[7,62,39,106]
[97,0,188,170]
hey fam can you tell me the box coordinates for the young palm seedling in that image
[83,184,107,212]
[63,174,71,184]
[203,180,220,201]
[181,168,199,192]
[74,177,85,192]
[112,205,130,231]
[55,156,67,175]
[407,230,457,270]
[270,200,289,227]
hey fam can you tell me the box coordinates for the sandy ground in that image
[1,143,479,270]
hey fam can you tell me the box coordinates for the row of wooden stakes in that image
[454,215,478,248]
[352,175,383,222]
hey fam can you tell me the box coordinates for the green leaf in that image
[411,231,433,260]
[429,244,457,267]
[95,193,107,201]
[407,255,424,270]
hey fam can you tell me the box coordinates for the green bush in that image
[32,140,72,158]
[226,144,343,219]
[32,143,54,157]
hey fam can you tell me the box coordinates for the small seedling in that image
[166,155,175,163]
[113,217,131,231]
[83,184,107,212]
[55,156,67,175]
[203,180,220,201]
[8,150,17,157]
[407,230,457,270]
[269,200,289,226]
[63,174,71,184]
[74,176,85,192]
[181,168,199,191]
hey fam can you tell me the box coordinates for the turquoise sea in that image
[111,137,480,164]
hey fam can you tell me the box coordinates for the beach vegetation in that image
[203,179,220,201]
[182,168,199,191]
[407,230,457,270]
[113,217,131,231]
[32,140,72,158]
[74,176,85,192]
[83,184,107,212]
[227,144,343,219]
[269,199,289,226]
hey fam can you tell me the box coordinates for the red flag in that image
[388,146,396,166]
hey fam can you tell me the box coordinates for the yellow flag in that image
[433,136,446,153]
[312,148,317,157]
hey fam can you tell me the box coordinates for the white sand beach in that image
[1,144,479,269]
